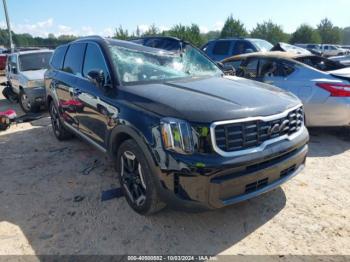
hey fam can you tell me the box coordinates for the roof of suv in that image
[208,38,264,42]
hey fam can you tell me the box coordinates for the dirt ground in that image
[0,82,349,256]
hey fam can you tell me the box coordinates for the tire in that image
[49,101,72,141]
[117,139,166,215]
[19,90,40,113]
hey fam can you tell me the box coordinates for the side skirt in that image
[63,122,107,154]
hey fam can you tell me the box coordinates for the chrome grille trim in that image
[210,104,305,157]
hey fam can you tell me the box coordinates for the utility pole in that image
[2,0,14,52]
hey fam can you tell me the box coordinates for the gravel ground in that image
[0,84,349,256]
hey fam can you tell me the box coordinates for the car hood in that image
[21,69,46,80]
[120,76,301,123]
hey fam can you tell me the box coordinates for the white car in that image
[319,44,349,57]
[6,49,53,112]
[222,51,350,127]
[330,55,350,67]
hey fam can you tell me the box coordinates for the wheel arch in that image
[108,125,158,170]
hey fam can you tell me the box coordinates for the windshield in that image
[19,52,52,71]
[250,39,273,52]
[109,44,222,84]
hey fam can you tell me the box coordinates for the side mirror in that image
[221,63,236,76]
[11,65,18,74]
[87,70,105,87]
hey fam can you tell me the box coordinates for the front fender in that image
[107,123,160,168]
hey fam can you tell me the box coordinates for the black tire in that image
[49,101,72,141]
[19,90,40,113]
[117,139,166,215]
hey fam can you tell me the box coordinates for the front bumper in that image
[153,127,309,210]
[23,87,46,106]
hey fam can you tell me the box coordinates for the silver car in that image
[6,49,53,113]
[222,52,350,127]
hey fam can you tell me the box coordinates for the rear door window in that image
[51,45,68,70]
[212,41,231,55]
[63,43,86,76]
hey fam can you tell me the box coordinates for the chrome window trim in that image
[210,104,304,157]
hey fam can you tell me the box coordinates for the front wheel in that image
[49,101,72,141]
[19,90,40,113]
[117,139,165,215]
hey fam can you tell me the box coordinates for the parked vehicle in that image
[6,49,53,112]
[45,36,308,215]
[222,51,350,127]
[319,44,349,57]
[130,36,182,52]
[330,55,350,67]
[201,38,273,61]
[296,44,349,57]
[0,53,7,74]
[272,42,312,55]
[294,44,322,56]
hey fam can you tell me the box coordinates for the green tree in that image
[113,25,130,40]
[317,18,341,44]
[289,24,321,44]
[166,23,204,47]
[342,27,350,45]
[143,24,160,36]
[220,15,247,38]
[250,20,288,45]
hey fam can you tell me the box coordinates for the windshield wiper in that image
[24,67,44,71]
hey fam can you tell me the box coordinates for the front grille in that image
[214,106,304,153]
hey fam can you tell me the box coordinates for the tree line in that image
[0,15,349,49]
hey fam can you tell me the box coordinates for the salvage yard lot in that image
[0,85,349,255]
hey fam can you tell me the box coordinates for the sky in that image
[1,0,349,38]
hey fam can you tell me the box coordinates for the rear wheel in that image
[117,139,165,215]
[49,101,72,141]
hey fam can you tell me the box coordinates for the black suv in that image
[45,36,308,215]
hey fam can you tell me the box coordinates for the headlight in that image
[27,80,44,88]
[160,118,194,154]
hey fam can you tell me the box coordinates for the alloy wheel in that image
[120,151,147,207]
[20,93,31,112]
[50,104,61,136]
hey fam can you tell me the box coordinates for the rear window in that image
[50,45,68,70]
[63,43,86,75]
[212,41,231,55]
